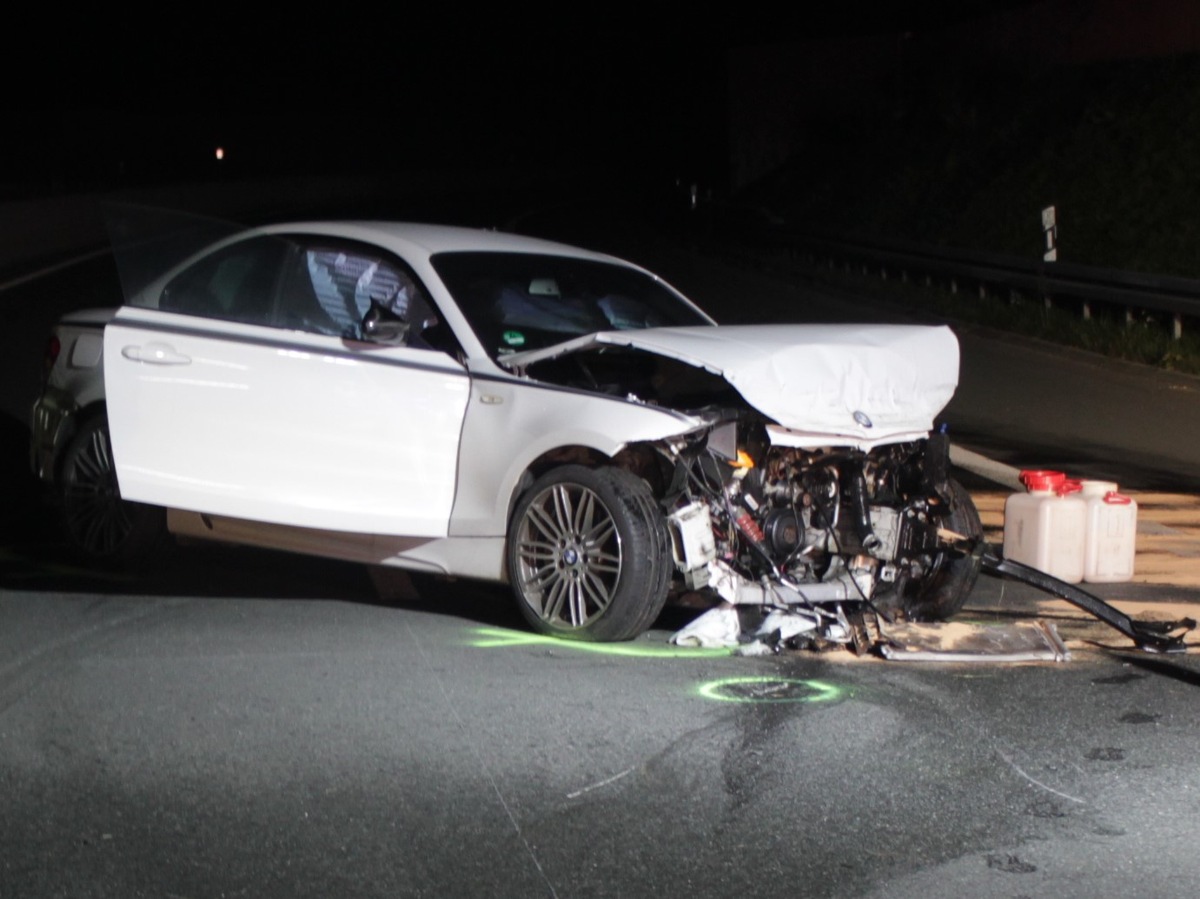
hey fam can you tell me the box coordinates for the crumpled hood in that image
[501,323,960,441]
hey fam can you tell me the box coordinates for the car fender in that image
[447,375,704,537]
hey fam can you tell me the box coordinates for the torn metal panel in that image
[877,619,1070,663]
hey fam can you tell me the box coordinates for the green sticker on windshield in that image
[502,330,526,347]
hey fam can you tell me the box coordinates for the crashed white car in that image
[30,221,981,642]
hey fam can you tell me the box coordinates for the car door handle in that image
[121,343,192,365]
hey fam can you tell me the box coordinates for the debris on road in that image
[667,540,1196,659]
[876,618,1070,663]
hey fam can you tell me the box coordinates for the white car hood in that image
[501,324,960,441]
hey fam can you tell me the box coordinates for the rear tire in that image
[507,465,671,641]
[59,415,168,566]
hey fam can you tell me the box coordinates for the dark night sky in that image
[6,3,1035,191]
[36,4,1028,106]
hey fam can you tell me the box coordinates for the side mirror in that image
[361,300,409,345]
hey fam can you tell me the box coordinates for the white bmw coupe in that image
[31,220,980,641]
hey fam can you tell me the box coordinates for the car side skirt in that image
[167,509,507,580]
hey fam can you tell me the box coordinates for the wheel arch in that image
[503,440,669,531]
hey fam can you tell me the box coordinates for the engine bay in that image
[658,419,980,649]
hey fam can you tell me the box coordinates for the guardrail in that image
[744,228,1200,339]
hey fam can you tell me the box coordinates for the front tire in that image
[507,465,671,642]
[903,478,983,620]
[59,415,168,566]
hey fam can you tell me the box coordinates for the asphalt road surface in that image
[4,544,1200,898]
[3,187,1200,897]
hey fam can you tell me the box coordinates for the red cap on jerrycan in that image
[1019,470,1065,492]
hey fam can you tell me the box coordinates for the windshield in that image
[430,252,713,359]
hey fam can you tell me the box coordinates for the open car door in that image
[103,232,469,537]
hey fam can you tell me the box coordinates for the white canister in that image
[1080,480,1137,583]
[1003,470,1086,583]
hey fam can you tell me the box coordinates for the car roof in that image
[252,220,626,265]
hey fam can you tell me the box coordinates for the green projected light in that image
[467,630,849,703]
[469,627,734,659]
[697,677,847,704]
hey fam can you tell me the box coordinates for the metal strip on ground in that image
[877,618,1071,663]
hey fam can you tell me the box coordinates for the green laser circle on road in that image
[697,676,847,704]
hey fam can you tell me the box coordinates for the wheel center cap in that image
[562,547,579,565]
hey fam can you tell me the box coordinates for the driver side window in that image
[278,243,443,349]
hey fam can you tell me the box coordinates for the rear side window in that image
[158,237,287,327]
